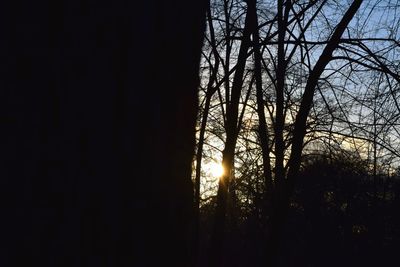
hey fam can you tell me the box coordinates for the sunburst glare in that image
[206,162,224,178]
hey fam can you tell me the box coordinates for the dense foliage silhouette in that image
[197,151,400,266]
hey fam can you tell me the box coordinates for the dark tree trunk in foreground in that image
[1,1,205,266]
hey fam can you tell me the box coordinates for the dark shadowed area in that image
[1,1,205,266]
[2,0,400,267]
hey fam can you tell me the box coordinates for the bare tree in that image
[198,0,400,265]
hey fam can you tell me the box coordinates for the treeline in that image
[197,150,400,266]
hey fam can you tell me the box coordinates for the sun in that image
[207,162,224,178]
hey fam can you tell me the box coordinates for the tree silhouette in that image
[197,0,400,265]
[1,1,206,266]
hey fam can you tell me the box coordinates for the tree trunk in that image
[1,1,206,266]
[247,0,274,218]
[193,3,220,264]
[274,0,291,186]
[264,1,364,265]
[209,2,252,266]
